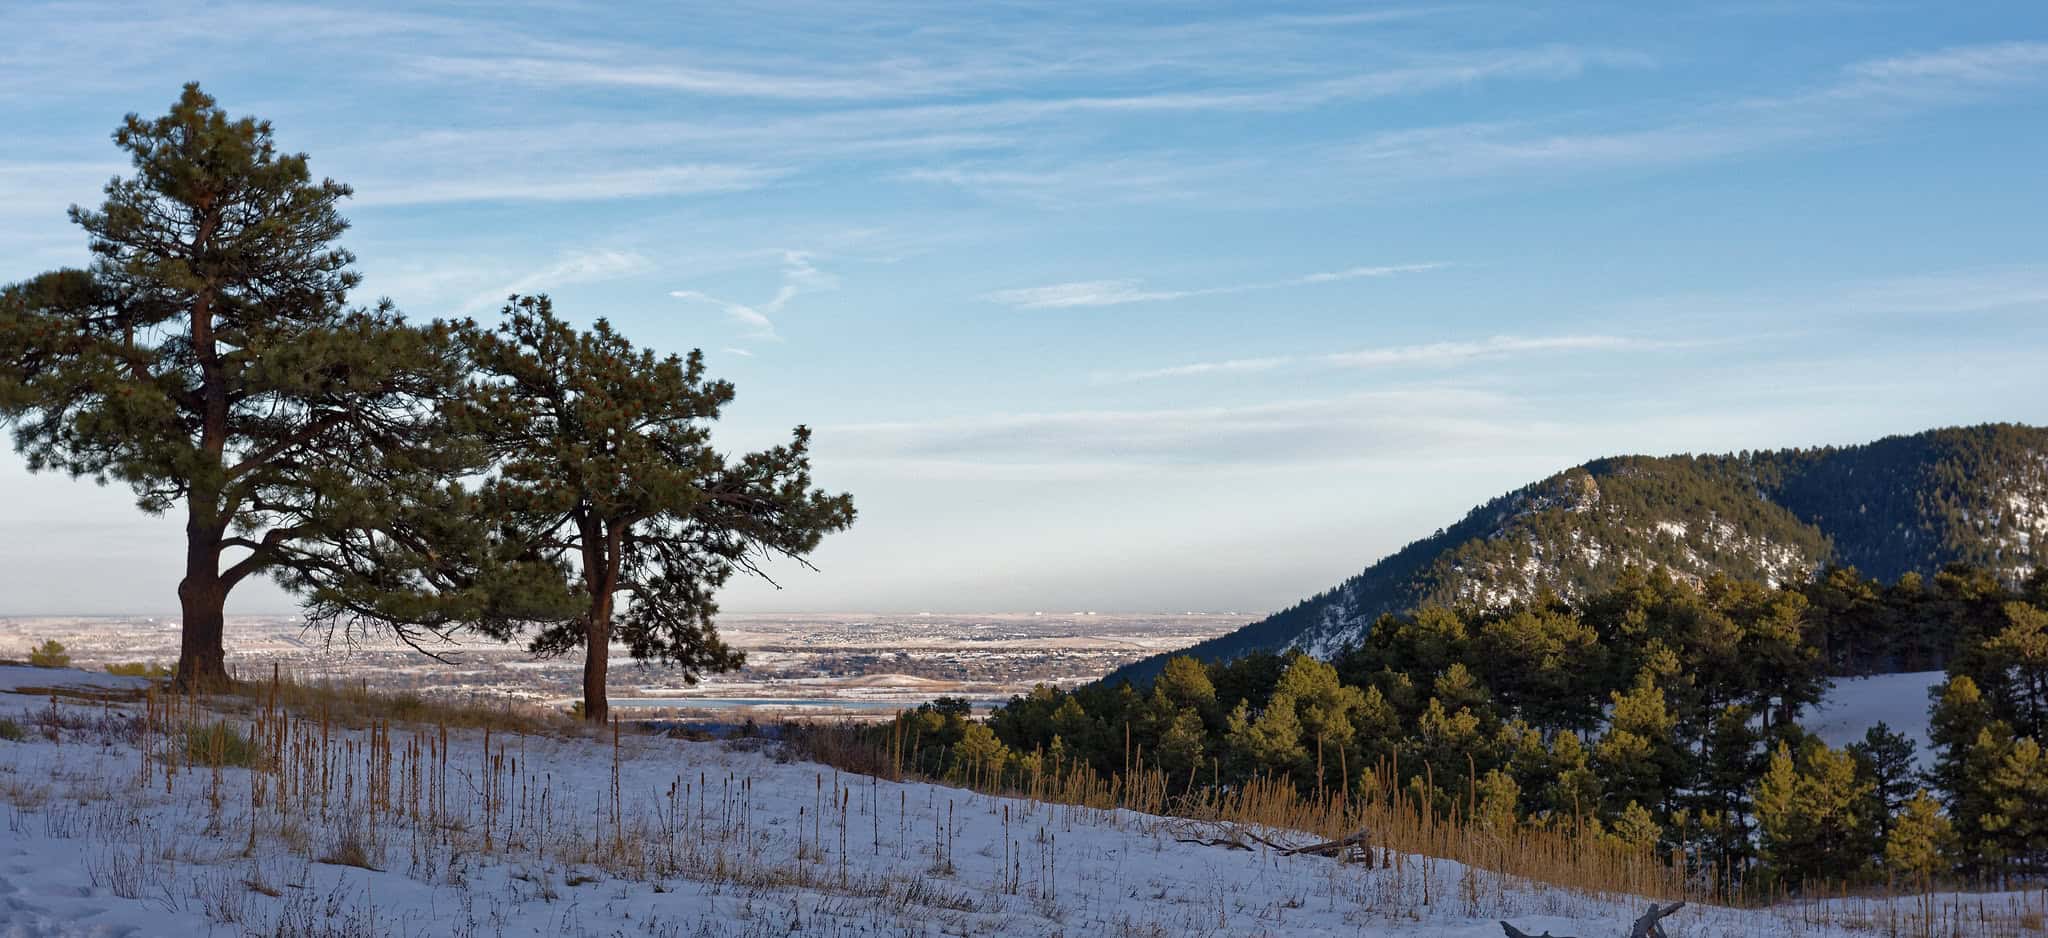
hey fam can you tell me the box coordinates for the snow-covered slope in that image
[0,670,2010,937]
[0,665,151,694]
[1803,671,1945,771]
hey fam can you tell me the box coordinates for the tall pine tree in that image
[459,296,854,723]
[0,85,474,688]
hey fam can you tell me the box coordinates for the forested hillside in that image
[895,564,2048,892]
[1107,424,2048,685]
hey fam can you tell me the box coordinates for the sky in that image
[3,1,2048,618]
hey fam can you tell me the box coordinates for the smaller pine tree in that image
[1754,740,1876,889]
[1884,790,1955,885]
[1847,722,1918,836]
[27,640,69,669]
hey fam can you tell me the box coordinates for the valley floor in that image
[0,668,2036,937]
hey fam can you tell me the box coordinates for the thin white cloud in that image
[353,164,785,206]
[1108,357,1295,381]
[1334,41,2048,187]
[824,388,1543,475]
[1099,334,1661,383]
[1622,265,2048,324]
[984,280,1185,309]
[405,43,1640,109]
[986,263,1443,310]
[407,55,971,102]
[1324,334,1641,368]
[1839,41,2048,88]
[1300,264,1449,284]
[456,249,651,315]
[670,250,840,342]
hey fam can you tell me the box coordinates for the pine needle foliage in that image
[457,295,855,723]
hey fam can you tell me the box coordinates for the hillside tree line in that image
[888,563,2048,892]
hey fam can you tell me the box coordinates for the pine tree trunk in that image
[583,598,611,725]
[175,518,230,691]
[177,280,231,693]
[578,521,626,725]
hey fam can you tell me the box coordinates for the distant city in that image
[0,612,1249,718]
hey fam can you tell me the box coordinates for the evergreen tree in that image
[1474,769,1521,834]
[0,85,476,688]
[1884,790,1956,885]
[1696,704,1763,872]
[1543,731,1602,823]
[27,640,69,669]
[1985,601,2048,739]
[1153,656,1217,716]
[1271,655,1369,783]
[1846,722,1918,837]
[460,296,854,722]
[1753,740,1877,889]
[954,723,1008,784]
[1225,696,1305,778]
[1594,675,1684,822]
[1474,603,1603,732]
[1155,709,1208,781]
[1980,736,2048,876]
[1610,801,1662,851]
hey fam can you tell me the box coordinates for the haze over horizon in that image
[4,2,2048,618]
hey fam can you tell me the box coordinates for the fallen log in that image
[1628,902,1685,938]
[1275,828,1372,858]
[1499,925,1575,938]
[1499,900,1684,938]
[1167,821,1372,863]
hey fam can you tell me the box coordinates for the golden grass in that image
[213,665,581,736]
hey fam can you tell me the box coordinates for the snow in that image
[0,669,2014,937]
[0,666,150,694]
[1803,671,1944,770]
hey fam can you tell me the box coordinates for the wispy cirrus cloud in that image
[1098,334,1667,383]
[986,263,1443,310]
[1334,41,2048,187]
[406,39,1640,108]
[1836,41,2048,93]
[824,387,1543,475]
[406,55,980,102]
[452,249,651,315]
[353,164,785,206]
[1620,264,2048,325]
[670,250,839,342]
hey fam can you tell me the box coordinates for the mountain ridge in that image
[1103,422,2048,685]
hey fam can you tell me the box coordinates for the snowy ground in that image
[0,666,152,695]
[1804,671,1944,770]
[0,667,2030,937]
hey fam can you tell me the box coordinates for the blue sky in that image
[3,1,2047,616]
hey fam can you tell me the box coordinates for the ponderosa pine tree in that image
[1980,736,2048,875]
[1846,722,1918,837]
[460,295,854,723]
[0,85,475,689]
[1754,739,1877,889]
[1885,789,1955,884]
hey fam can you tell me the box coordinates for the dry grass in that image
[214,666,581,736]
[185,720,266,769]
